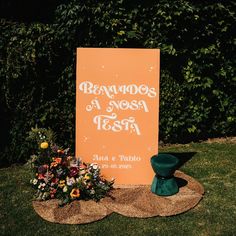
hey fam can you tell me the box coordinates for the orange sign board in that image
[76,48,160,185]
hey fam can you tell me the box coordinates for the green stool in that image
[151,154,179,196]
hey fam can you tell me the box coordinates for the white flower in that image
[77,176,83,182]
[91,163,98,170]
[38,182,46,189]
[90,189,95,195]
[66,177,75,186]
[42,192,49,200]
[63,186,68,192]
[32,178,38,185]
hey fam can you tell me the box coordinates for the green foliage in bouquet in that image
[29,130,114,206]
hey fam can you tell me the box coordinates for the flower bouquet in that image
[29,130,114,206]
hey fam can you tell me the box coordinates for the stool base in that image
[151,176,179,196]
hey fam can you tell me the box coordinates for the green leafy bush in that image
[0,0,235,165]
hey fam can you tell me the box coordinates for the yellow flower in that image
[70,188,80,199]
[84,174,91,180]
[58,180,65,188]
[117,30,125,36]
[40,142,49,149]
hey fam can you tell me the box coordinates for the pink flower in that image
[38,174,45,180]
[50,188,57,198]
[79,163,87,169]
[51,178,59,185]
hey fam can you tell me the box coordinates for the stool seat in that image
[151,154,179,177]
[151,154,179,196]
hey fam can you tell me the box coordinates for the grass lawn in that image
[0,141,236,236]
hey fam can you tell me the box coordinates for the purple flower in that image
[38,165,48,174]
[51,144,59,153]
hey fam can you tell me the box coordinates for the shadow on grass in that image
[0,160,11,169]
[159,152,197,169]
[154,152,197,188]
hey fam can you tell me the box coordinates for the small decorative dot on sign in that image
[149,66,154,72]
[83,136,88,142]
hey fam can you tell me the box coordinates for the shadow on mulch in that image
[175,177,188,188]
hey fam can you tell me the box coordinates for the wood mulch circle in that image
[32,171,204,224]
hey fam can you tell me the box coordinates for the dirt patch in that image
[204,136,236,144]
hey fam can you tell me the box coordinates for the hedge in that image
[0,0,235,165]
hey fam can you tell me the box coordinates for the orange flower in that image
[50,162,58,168]
[50,158,62,168]
[54,158,62,164]
[57,149,64,154]
[70,188,80,199]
